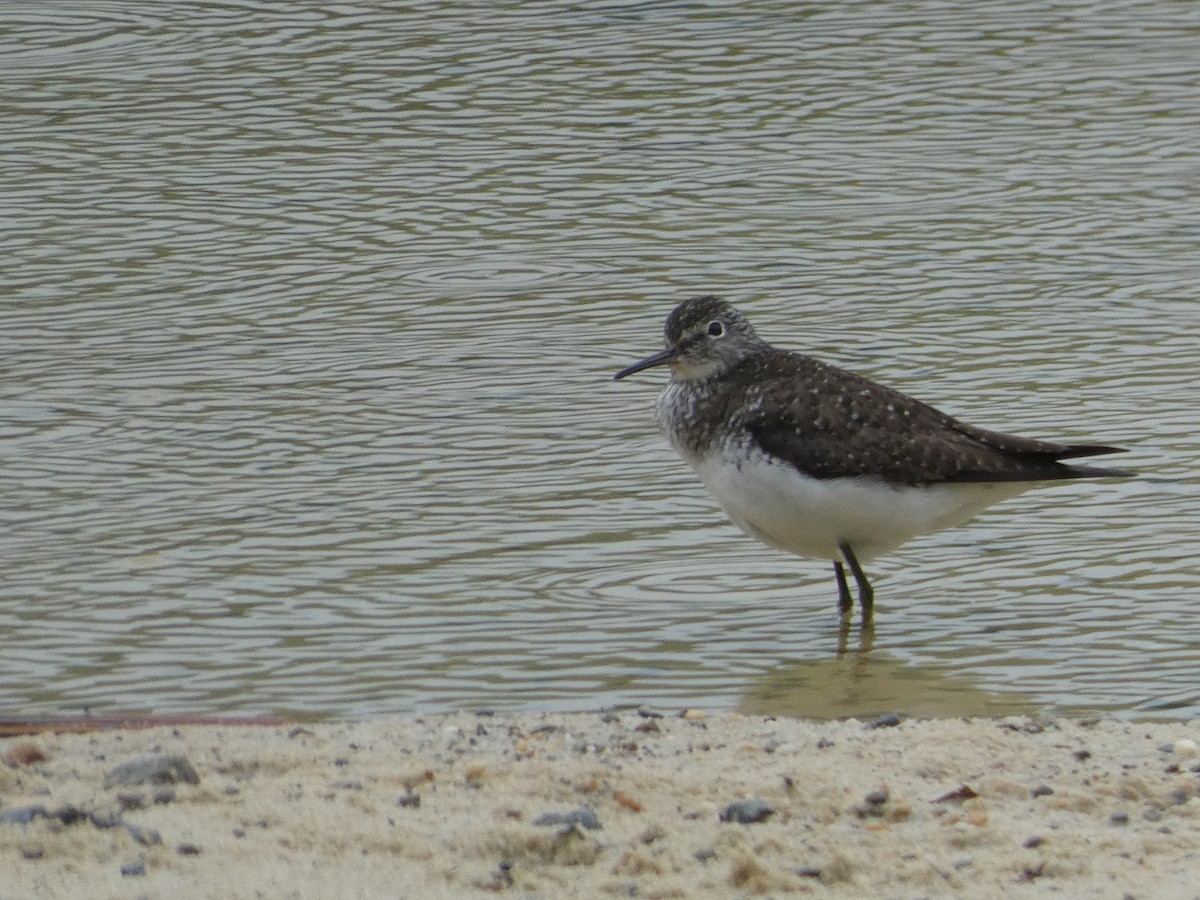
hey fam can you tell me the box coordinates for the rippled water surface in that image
[3,1,1198,721]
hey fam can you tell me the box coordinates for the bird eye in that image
[707,320,725,337]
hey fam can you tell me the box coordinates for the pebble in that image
[864,788,889,806]
[0,805,49,825]
[117,793,145,811]
[120,858,145,877]
[2,741,47,767]
[869,712,903,729]
[105,753,200,789]
[1110,811,1130,826]
[1173,739,1198,759]
[533,806,601,830]
[934,785,979,804]
[719,798,774,824]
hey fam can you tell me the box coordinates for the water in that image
[2,0,1197,721]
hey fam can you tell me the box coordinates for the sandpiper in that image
[614,296,1130,626]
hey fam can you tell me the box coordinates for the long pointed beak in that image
[614,346,678,380]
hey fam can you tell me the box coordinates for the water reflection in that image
[739,652,1037,721]
[0,0,1197,721]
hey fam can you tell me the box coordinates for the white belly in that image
[688,448,1033,561]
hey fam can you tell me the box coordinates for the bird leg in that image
[838,542,874,627]
[833,561,853,618]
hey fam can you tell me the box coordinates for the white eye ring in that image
[707,320,725,337]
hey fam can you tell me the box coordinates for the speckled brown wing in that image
[741,351,1129,485]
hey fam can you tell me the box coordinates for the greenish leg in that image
[838,542,874,627]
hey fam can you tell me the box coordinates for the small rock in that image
[796,866,822,878]
[934,785,979,804]
[1110,811,1130,826]
[120,858,145,877]
[1022,836,1044,849]
[153,787,176,805]
[857,787,912,822]
[105,753,199,789]
[2,741,47,767]
[116,793,145,811]
[0,805,48,825]
[87,811,122,830]
[719,798,774,824]
[398,789,421,808]
[1173,739,1198,759]
[816,737,834,749]
[177,843,201,855]
[21,848,44,860]
[1019,861,1046,882]
[869,712,903,729]
[1031,785,1054,798]
[1143,808,1163,822]
[639,824,666,844]
[533,806,601,830]
[614,790,643,812]
[1074,749,1092,762]
[55,806,87,826]
[864,788,889,806]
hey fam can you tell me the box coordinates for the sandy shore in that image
[2,711,1199,899]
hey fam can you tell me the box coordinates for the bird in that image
[613,295,1130,627]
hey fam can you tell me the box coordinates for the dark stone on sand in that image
[105,753,199,789]
[120,858,145,877]
[719,798,774,824]
[533,806,601,830]
[0,805,49,825]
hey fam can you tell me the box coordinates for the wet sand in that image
[2,712,1199,898]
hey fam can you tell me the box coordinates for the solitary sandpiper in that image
[614,296,1130,627]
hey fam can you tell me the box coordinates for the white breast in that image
[687,446,1032,562]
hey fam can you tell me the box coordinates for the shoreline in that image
[3,711,1199,898]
